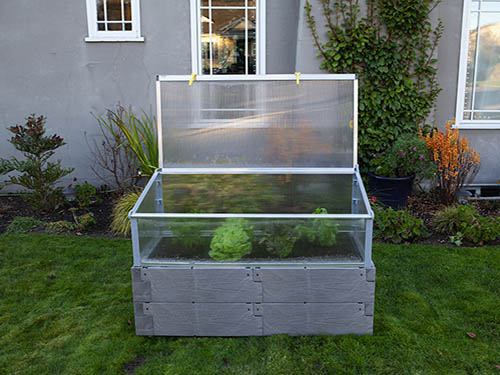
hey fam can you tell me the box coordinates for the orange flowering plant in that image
[422,120,480,204]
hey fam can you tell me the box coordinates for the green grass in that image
[0,235,499,374]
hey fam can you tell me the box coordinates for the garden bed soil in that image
[0,193,117,237]
[146,232,363,263]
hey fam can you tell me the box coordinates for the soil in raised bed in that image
[145,232,363,263]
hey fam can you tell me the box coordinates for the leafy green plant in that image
[209,218,254,261]
[433,204,500,244]
[71,209,97,231]
[170,210,208,249]
[95,105,158,177]
[449,232,464,247]
[111,190,142,236]
[295,208,338,247]
[74,181,100,208]
[0,114,73,213]
[373,205,429,243]
[306,0,443,171]
[373,133,435,180]
[46,220,75,233]
[258,223,298,258]
[5,216,44,234]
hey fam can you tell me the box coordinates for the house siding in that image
[0,0,498,188]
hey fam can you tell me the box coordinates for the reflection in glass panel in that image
[482,0,500,12]
[464,12,479,112]
[473,13,500,111]
[106,0,123,21]
[248,9,256,74]
[97,0,105,21]
[211,0,245,6]
[211,9,246,74]
[124,0,132,20]
[108,22,123,31]
[201,9,211,74]
[473,111,500,120]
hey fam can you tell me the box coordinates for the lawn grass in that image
[0,234,499,374]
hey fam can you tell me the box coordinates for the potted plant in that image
[368,133,435,209]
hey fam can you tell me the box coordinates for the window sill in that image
[85,36,145,42]
[454,123,500,130]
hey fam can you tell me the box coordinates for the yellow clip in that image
[295,72,301,85]
[349,120,353,129]
[189,73,197,86]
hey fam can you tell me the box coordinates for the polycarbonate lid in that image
[156,74,357,169]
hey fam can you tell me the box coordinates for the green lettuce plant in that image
[209,219,254,261]
[295,208,338,247]
[258,223,298,258]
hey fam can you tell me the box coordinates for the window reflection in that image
[464,2,500,120]
[201,2,257,75]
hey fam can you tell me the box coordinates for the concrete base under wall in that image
[131,264,375,336]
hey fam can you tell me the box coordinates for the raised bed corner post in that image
[130,217,141,267]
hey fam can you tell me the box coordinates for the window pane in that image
[124,22,132,30]
[108,22,124,30]
[473,111,500,120]
[201,9,211,74]
[473,13,500,111]
[97,0,105,21]
[106,0,123,21]
[248,9,256,74]
[464,12,479,112]
[471,0,479,11]
[212,0,245,7]
[124,0,132,21]
[482,0,500,12]
[211,9,246,74]
[97,22,106,31]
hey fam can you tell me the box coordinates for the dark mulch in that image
[407,190,500,246]
[0,192,118,236]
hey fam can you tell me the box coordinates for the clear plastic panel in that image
[137,217,366,265]
[136,174,368,215]
[160,79,354,168]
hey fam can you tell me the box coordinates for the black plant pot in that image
[368,172,415,210]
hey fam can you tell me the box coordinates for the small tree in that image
[0,114,73,213]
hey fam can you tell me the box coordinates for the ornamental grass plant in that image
[422,120,480,205]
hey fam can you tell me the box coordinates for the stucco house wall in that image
[0,0,498,190]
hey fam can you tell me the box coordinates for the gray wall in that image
[0,0,300,191]
[1,0,498,189]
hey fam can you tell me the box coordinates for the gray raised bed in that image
[130,74,375,336]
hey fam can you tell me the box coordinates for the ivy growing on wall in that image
[306,0,443,169]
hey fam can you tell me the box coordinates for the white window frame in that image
[189,0,266,75]
[85,0,144,42]
[456,0,500,129]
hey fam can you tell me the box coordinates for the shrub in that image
[209,219,254,261]
[5,216,44,234]
[422,121,480,204]
[111,190,142,236]
[373,205,429,244]
[74,181,100,208]
[305,0,442,170]
[95,105,158,177]
[433,204,500,245]
[0,114,73,213]
[88,106,136,193]
[373,133,436,180]
[46,220,75,233]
